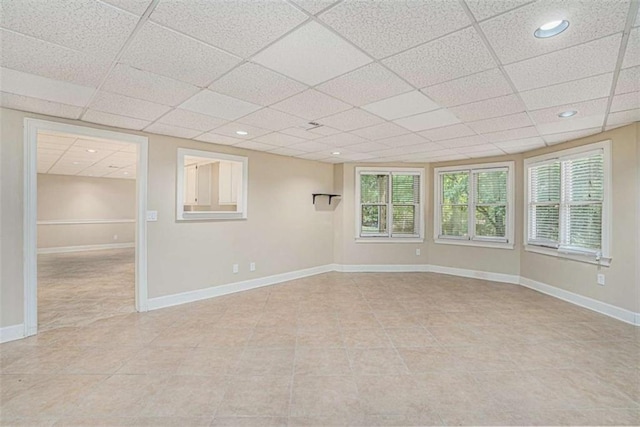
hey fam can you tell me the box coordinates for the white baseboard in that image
[337,264,430,273]
[37,242,134,254]
[519,277,639,326]
[427,264,520,284]
[0,324,25,343]
[147,264,335,311]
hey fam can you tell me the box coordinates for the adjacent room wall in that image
[37,174,136,249]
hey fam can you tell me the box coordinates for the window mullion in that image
[468,170,475,240]
[387,172,393,237]
[559,161,568,247]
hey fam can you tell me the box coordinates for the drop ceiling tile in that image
[377,133,430,148]
[460,143,503,153]
[38,147,66,156]
[121,22,241,87]
[450,94,525,122]
[529,98,608,125]
[361,91,441,121]
[151,0,306,58]
[0,0,137,57]
[421,68,513,107]
[494,137,546,154]
[82,110,151,131]
[252,21,372,86]
[319,0,470,59]
[318,108,384,132]
[288,140,333,153]
[370,142,444,157]
[394,109,461,132]
[38,132,77,146]
[337,152,377,162]
[179,90,261,121]
[316,64,412,107]
[90,91,171,121]
[0,67,95,107]
[290,0,339,15]
[382,27,496,88]
[351,122,411,141]
[65,146,116,161]
[0,29,111,87]
[158,109,227,132]
[314,133,367,147]
[234,140,278,152]
[483,126,539,142]
[102,64,200,106]
[537,114,605,135]
[212,122,271,139]
[465,0,532,21]
[209,62,307,106]
[418,124,477,141]
[270,90,351,120]
[237,108,307,131]
[468,112,533,134]
[119,144,138,153]
[465,148,505,158]
[253,132,305,147]
[481,0,629,65]
[280,127,323,140]
[437,135,488,148]
[344,141,390,152]
[309,125,342,136]
[519,73,614,110]
[72,139,129,150]
[610,91,640,112]
[101,0,152,15]
[542,127,602,145]
[607,108,640,126]
[194,133,243,146]
[297,151,332,160]
[144,123,201,139]
[615,66,640,94]
[505,34,622,91]
[622,27,640,69]
[0,91,83,119]
[38,142,70,151]
[269,147,306,157]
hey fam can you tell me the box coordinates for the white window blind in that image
[437,165,511,243]
[527,149,604,255]
[357,168,424,240]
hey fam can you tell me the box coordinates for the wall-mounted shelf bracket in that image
[312,193,341,205]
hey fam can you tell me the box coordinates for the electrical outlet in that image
[113,234,118,241]
[415,248,421,256]
[233,264,239,274]
[597,274,605,286]
[250,262,256,272]
[146,210,158,221]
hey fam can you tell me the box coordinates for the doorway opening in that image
[24,119,149,336]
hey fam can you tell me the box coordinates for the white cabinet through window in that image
[183,163,211,206]
[219,161,241,205]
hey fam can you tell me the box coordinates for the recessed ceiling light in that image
[123,171,129,175]
[72,161,79,165]
[331,151,341,155]
[534,19,569,38]
[86,149,97,153]
[558,110,577,118]
[236,130,248,136]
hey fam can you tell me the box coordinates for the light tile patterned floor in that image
[1,268,639,426]
[37,249,135,331]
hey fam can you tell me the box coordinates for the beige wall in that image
[519,124,639,312]
[0,107,334,328]
[37,174,136,248]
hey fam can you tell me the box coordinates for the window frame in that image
[355,166,425,243]
[434,161,515,249]
[524,140,612,266]
[176,148,248,221]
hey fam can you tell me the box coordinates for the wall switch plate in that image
[415,249,421,256]
[250,262,256,272]
[233,264,239,274]
[597,274,605,286]
[146,210,158,221]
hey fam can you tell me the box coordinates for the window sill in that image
[434,238,514,250]
[524,245,612,267]
[355,237,424,243]
[178,211,246,221]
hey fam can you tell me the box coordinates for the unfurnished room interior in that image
[0,0,639,426]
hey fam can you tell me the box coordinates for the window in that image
[525,141,611,265]
[176,148,248,221]
[355,167,424,241]
[434,161,514,248]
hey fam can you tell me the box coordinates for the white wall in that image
[37,173,136,249]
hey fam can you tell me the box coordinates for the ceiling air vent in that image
[299,121,323,131]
